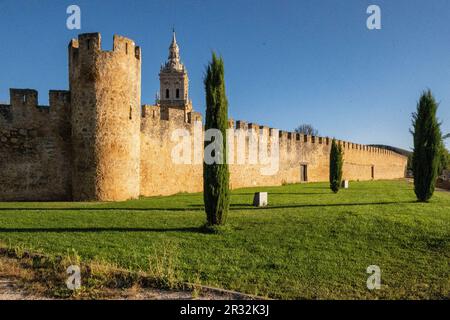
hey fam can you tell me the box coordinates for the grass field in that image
[0,180,449,299]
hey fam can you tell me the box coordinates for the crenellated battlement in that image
[49,90,70,105]
[141,104,202,133]
[68,34,141,91]
[0,88,72,201]
[10,88,38,108]
[1,88,69,109]
[69,33,141,60]
[69,32,142,201]
[215,118,404,159]
[0,32,408,201]
[0,89,70,125]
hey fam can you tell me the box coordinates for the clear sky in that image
[0,0,448,150]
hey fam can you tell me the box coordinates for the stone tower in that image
[158,31,192,121]
[69,33,141,201]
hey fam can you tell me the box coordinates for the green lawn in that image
[0,180,449,299]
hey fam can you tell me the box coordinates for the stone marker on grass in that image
[253,192,268,207]
[342,180,349,189]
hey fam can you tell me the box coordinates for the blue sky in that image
[0,0,448,150]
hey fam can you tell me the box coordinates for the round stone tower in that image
[69,33,141,201]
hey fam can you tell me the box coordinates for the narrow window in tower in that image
[129,106,132,120]
[166,89,169,99]
[125,43,128,55]
[22,95,26,104]
[87,39,91,50]
[176,89,180,99]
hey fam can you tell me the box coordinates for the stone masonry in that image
[0,32,408,201]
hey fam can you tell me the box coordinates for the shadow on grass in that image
[0,226,203,233]
[189,200,418,210]
[0,200,418,212]
[0,207,201,212]
[232,192,332,195]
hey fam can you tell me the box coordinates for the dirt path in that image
[0,277,50,300]
[0,275,236,300]
[0,255,246,300]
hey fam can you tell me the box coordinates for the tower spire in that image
[165,29,183,71]
[158,29,192,115]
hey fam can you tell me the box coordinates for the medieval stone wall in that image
[0,89,72,201]
[69,33,141,201]
[0,91,407,202]
[140,107,408,197]
[140,105,203,196]
[0,32,408,202]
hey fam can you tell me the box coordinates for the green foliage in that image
[0,181,449,299]
[407,153,413,172]
[329,139,343,193]
[294,124,319,136]
[438,134,450,175]
[438,144,449,175]
[411,90,442,201]
[444,148,450,171]
[203,52,230,225]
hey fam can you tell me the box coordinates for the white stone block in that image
[342,180,349,189]
[253,192,268,207]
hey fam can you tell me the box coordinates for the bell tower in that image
[158,30,192,119]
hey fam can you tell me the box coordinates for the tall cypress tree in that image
[329,139,343,193]
[203,53,230,226]
[411,90,442,202]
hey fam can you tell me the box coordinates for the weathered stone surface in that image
[0,32,409,202]
[69,33,141,201]
[0,89,72,201]
[253,192,268,207]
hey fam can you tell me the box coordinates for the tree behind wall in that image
[203,53,230,226]
[295,124,319,136]
[438,134,450,175]
[329,139,343,193]
[411,90,442,202]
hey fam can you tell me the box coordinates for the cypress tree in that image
[203,53,230,226]
[329,139,343,193]
[411,90,442,202]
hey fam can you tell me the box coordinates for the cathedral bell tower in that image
[158,30,192,120]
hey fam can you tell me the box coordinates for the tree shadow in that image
[0,226,203,234]
[0,199,418,213]
[232,192,332,195]
[0,207,201,212]
[189,200,417,210]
